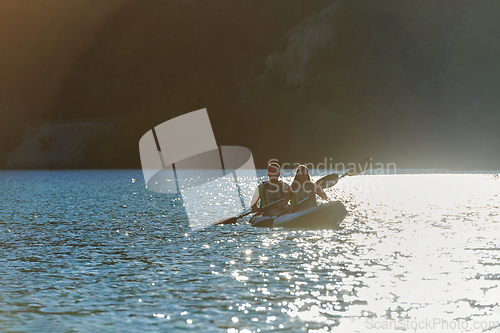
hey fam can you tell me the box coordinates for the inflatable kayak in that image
[249,201,347,229]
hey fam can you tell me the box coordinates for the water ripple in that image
[0,170,499,332]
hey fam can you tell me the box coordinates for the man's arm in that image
[250,188,260,212]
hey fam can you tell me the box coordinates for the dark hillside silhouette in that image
[1,0,499,169]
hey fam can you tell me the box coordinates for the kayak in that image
[249,201,347,229]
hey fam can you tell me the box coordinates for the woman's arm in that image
[315,184,328,201]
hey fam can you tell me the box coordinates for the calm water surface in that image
[0,170,499,332]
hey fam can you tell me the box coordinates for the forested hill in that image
[1,0,499,169]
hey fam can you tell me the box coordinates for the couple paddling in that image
[251,162,328,216]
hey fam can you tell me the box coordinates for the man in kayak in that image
[282,164,328,213]
[251,162,289,216]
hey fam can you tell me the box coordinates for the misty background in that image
[1,0,499,170]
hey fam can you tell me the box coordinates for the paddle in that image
[315,172,340,190]
[324,155,372,188]
[212,198,284,226]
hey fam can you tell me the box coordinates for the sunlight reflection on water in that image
[0,170,499,332]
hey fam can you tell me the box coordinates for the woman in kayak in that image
[282,164,328,213]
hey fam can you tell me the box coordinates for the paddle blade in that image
[212,216,238,226]
[315,173,339,189]
[346,156,371,176]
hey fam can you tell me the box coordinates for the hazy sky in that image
[0,1,124,119]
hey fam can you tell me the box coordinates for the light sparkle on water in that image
[0,170,499,332]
